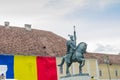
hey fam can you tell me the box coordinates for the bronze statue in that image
[58,26,87,75]
[66,35,76,63]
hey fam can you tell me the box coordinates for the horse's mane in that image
[75,42,87,54]
[76,42,86,49]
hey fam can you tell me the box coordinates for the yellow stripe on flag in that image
[14,55,37,80]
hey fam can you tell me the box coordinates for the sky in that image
[0,0,120,54]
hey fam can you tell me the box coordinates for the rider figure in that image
[58,26,76,67]
[66,26,77,63]
[66,35,76,63]
[58,35,76,67]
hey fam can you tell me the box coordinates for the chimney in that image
[25,24,31,31]
[4,21,10,28]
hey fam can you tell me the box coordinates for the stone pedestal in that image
[59,74,90,80]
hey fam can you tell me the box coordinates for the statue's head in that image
[68,35,74,40]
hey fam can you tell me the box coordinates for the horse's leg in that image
[58,57,65,67]
[81,60,85,67]
[79,62,82,74]
[66,63,72,76]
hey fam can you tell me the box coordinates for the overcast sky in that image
[0,0,120,54]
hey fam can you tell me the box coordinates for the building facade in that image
[57,53,120,80]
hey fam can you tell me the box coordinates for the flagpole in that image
[73,26,77,46]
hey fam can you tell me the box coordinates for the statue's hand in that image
[74,48,76,50]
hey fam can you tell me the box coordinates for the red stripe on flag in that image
[37,56,58,80]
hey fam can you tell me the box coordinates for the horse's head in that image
[76,42,87,54]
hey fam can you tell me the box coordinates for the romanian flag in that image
[0,55,58,80]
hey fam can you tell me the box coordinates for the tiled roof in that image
[0,25,66,56]
[85,52,120,64]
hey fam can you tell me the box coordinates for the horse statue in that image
[58,42,87,75]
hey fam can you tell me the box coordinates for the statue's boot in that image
[66,54,71,63]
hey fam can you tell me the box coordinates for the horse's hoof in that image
[66,73,71,76]
[58,64,62,67]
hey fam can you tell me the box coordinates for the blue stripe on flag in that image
[0,55,14,78]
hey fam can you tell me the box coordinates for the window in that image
[99,70,102,76]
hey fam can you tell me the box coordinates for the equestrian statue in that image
[58,26,87,75]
